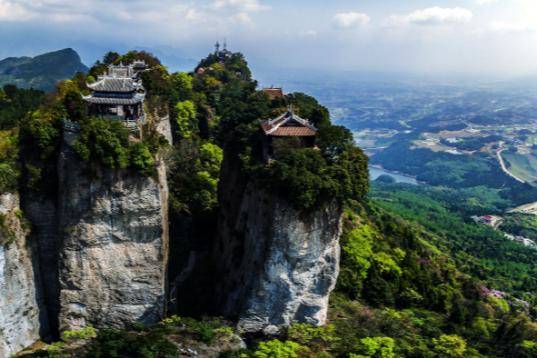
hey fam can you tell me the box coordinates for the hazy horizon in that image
[1,0,537,79]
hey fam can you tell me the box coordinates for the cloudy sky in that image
[1,0,536,77]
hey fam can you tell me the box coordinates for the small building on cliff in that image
[260,108,318,161]
[262,87,284,100]
[83,61,147,130]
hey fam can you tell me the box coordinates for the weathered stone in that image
[215,182,342,334]
[56,143,169,331]
[0,193,41,357]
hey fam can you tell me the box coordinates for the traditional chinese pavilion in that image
[83,61,147,127]
[260,108,318,161]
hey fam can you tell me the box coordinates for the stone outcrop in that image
[56,142,169,331]
[0,193,41,357]
[215,154,343,334]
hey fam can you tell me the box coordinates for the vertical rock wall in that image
[56,141,169,331]
[0,193,41,356]
[215,157,342,334]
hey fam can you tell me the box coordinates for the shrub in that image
[22,109,61,159]
[0,162,18,194]
[175,100,197,139]
[160,315,182,327]
[61,326,97,342]
[352,337,395,358]
[432,334,467,357]
[88,328,178,358]
[253,339,305,358]
[287,323,337,352]
[45,341,67,358]
[517,340,537,358]
[129,142,155,176]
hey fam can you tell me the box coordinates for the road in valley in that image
[496,146,525,184]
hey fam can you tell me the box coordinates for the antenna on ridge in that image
[224,38,228,50]
[215,41,220,54]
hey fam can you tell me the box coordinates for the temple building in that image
[262,87,284,100]
[83,61,148,128]
[260,108,318,161]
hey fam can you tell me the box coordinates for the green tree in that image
[316,124,354,161]
[168,140,223,214]
[103,51,120,65]
[338,225,375,298]
[432,334,467,357]
[352,337,395,358]
[73,118,130,170]
[253,340,305,358]
[175,100,197,139]
[169,72,193,102]
[129,142,155,176]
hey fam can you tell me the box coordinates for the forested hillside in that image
[3,49,537,357]
[0,48,88,92]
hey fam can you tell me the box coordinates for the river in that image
[369,166,419,185]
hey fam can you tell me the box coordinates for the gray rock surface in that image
[0,193,41,357]
[216,183,342,334]
[56,143,169,331]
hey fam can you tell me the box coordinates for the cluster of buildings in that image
[79,46,319,160]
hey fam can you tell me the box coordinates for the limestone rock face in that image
[57,145,169,331]
[216,183,342,334]
[0,193,41,357]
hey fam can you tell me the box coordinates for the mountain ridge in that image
[0,48,88,92]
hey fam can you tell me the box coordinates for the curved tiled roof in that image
[87,78,143,93]
[267,126,317,137]
[260,109,317,137]
[83,92,145,105]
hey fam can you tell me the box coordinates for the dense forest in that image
[3,50,537,357]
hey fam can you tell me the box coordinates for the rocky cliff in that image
[0,193,41,357]
[56,135,169,331]
[214,157,343,334]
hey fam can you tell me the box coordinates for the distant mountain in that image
[0,48,88,92]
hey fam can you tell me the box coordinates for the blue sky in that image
[0,0,536,77]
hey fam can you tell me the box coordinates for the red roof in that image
[269,127,317,137]
[263,87,284,100]
[260,109,317,137]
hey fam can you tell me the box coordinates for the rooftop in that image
[260,108,317,137]
[83,92,145,105]
[263,87,284,100]
[87,77,143,93]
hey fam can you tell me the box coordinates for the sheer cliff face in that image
[56,145,169,331]
[215,158,342,334]
[0,193,41,357]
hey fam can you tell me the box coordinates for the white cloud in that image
[233,12,253,25]
[0,0,34,21]
[212,0,269,12]
[389,7,473,26]
[333,12,370,29]
[475,0,499,5]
